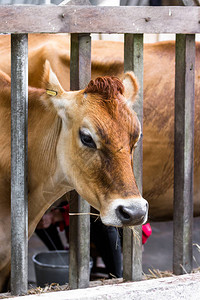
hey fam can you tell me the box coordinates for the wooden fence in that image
[5,4,198,296]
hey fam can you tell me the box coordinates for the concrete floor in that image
[142,218,200,273]
[28,217,200,286]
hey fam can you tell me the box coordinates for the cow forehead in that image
[79,92,141,146]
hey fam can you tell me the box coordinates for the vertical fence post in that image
[11,34,28,295]
[173,34,195,275]
[123,33,144,281]
[69,33,91,289]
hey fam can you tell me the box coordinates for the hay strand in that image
[69,212,100,217]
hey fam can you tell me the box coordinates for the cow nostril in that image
[116,205,134,224]
[115,203,147,226]
[118,205,131,220]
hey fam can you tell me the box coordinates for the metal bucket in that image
[32,250,93,287]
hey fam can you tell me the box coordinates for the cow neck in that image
[27,92,72,236]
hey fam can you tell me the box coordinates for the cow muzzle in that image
[101,197,148,227]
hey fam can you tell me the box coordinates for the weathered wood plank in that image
[0,6,199,33]
[123,34,143,281]
[70,33,91,90]
[173,34,195,275]
[11,34,28,295]
[69,33,91,289]
[69,191,90,289]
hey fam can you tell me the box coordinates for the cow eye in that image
[79,129,97,149]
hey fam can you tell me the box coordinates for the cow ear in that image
[123,72,139,107]
[42,60,64,97]
[42,60,79,123]
[42,60,70,120]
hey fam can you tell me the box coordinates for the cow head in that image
[42,61,148,227]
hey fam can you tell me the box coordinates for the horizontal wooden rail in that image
[0,6,200,33]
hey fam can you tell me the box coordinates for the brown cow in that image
[0,59,148,291]
[0,34,199,221]
[0,34,200,291]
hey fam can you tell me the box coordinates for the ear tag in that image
[46,89,57,97]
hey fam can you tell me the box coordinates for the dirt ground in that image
[28,217,200,286]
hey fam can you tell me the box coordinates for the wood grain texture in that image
[0,6,199,33]
[173,34,195,275]
[69,33,91,290]
[69,191,90,289]
[11,34,28,296]
[123,34,143,282]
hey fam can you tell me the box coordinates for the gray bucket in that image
[32,250,93,287]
